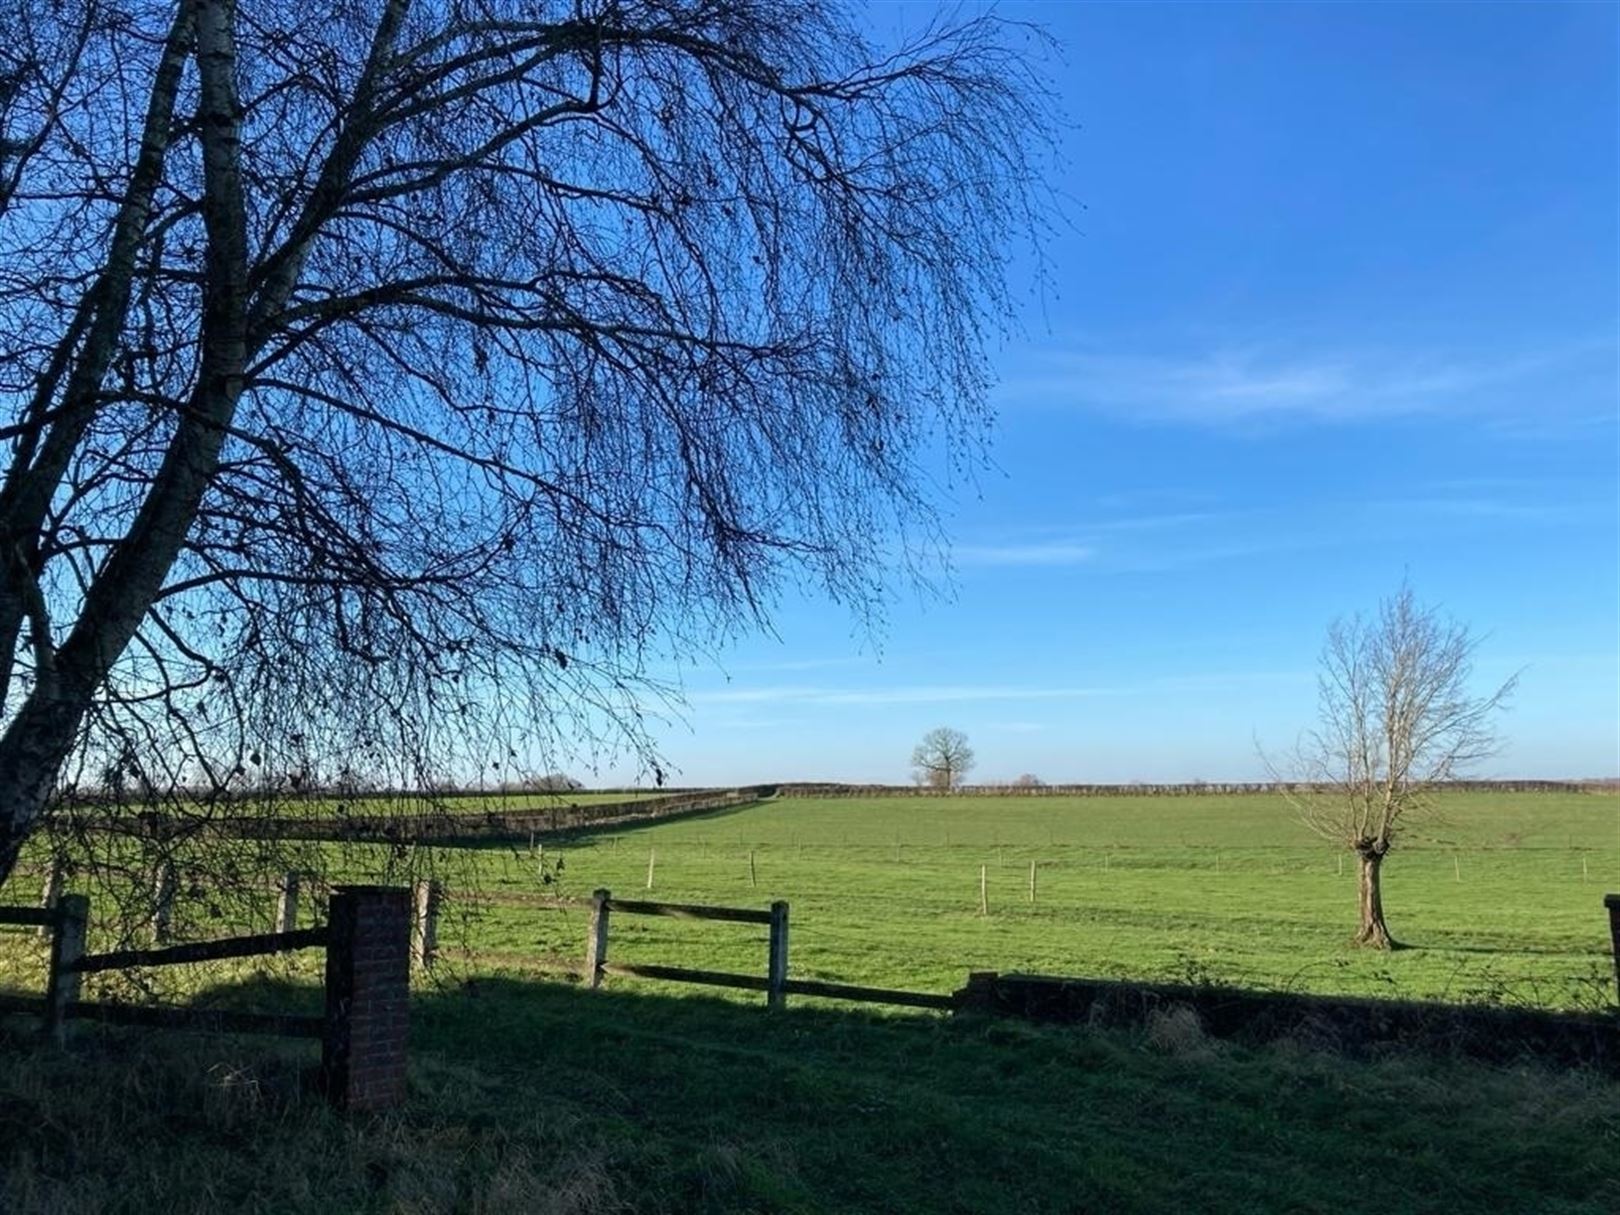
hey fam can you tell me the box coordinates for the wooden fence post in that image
[151,860,176,945]
[1028,860,1037,904]
[768,900,790,1009]
[412,879,441,971]
[646,849,656,890]
[979,865,988,916]
[1606,894,1620,1008]
[274,872,300,934]
[748,850,758,888]
[45,893,87,1046]
[586,888,611,989]
[321,885,411,1112]
[38,859,62,940]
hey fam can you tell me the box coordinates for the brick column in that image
[1606,894,1620,1009]
[321,886,411,1111]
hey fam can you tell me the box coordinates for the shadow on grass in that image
[4,970,1619,1215]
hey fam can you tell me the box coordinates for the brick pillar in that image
[1606,895,1620,1009]
[321,886,411,1111]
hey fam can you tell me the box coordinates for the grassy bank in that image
[3,977,1617,1214]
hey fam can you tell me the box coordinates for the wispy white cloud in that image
[689,670,1306,709]
[997,337,1612,428]
[952,541,1096,567]
[1369,496,1594,524]
[690,683,1112,707]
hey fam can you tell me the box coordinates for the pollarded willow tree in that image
[1277,585,1517,949]
[0,0,1055,887]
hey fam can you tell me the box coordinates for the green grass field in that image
[460,790,1619,1011]
[2,788,1617,1214]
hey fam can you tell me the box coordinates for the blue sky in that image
[608,1,1618,786]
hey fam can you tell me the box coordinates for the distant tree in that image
[911,727,975,791]
[525,772,584,794]
[1010,773,1044,789]
[1273,584,1516,948]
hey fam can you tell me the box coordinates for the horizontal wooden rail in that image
[72,926,328,974]
[605,898,772,924]
[66,1001,324,1038]
[0,905,60,928]
[0,993,48,1017]
[782,978,956,1011]
[600,961,771,992]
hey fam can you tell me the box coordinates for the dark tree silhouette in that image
[0,0,1054,887]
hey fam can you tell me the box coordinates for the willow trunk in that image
[1353,848,1396,948]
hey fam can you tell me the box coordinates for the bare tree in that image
[911,726,974,791]
[0,0,1056,890]
[1276,584,1516,948]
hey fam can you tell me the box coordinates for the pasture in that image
[462,790,1619,1011]
[2,786,1616,1214]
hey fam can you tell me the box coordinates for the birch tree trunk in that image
[0,1,1053,888]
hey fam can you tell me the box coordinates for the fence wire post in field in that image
[979,865,988,916]
[768,900,790,1009]
[413,879,441,971]
[586,888,611,989]
[1028,860,1037,904]
[646,849,656,890]
[1337,853,1343,877]
[151,860,176,945]
[45,894,87,1046]
[1454,856,1462,882]
[38,859,62,940]
[749,850,758,888]
[274,872,300,934]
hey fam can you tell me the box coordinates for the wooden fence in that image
[0,885,411,1111]
[579,889,955,1012]
[774,779,1607,798]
